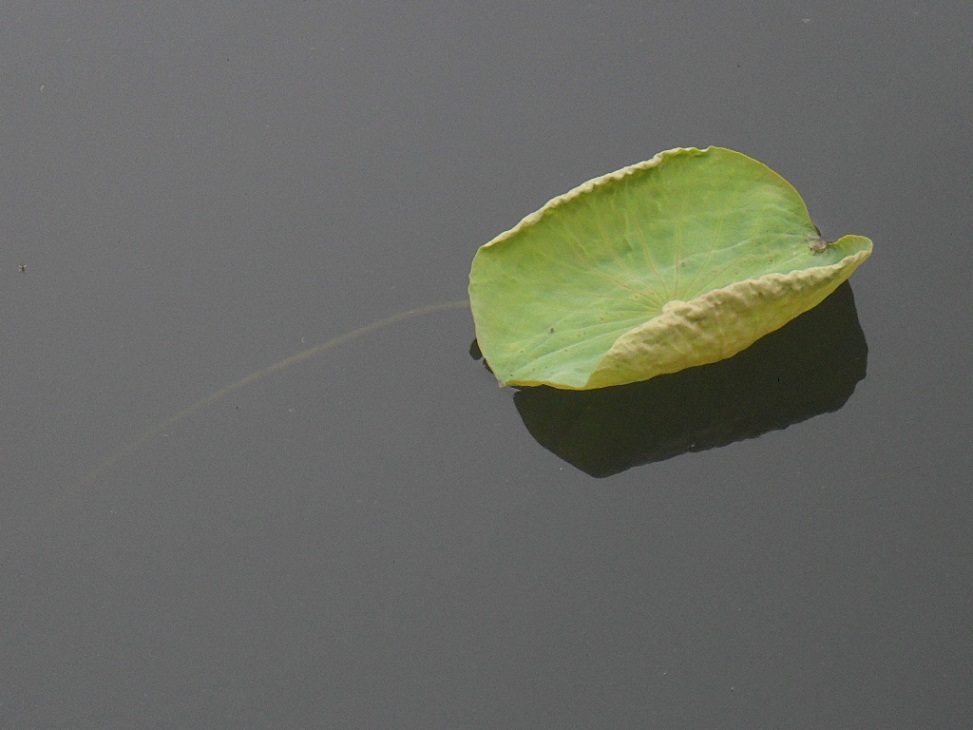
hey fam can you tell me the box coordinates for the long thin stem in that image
[79,299,471,490]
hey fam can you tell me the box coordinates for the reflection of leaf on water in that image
[511,282,867,478]
[469,147,872,390]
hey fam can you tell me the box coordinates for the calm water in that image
[2,4,971,728]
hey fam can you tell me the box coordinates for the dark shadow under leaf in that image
[511,282,868,477]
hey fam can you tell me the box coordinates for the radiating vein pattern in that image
[469,147,872,389]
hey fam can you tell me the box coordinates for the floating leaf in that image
[469,146,872,389]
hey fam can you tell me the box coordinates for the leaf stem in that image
[78,299,471,490]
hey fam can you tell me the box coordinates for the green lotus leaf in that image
[469,146,872,390]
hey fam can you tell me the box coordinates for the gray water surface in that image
[2,3,971,728]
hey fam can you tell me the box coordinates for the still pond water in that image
[2,4,970,728]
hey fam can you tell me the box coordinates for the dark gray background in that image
[2,3,971,728]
